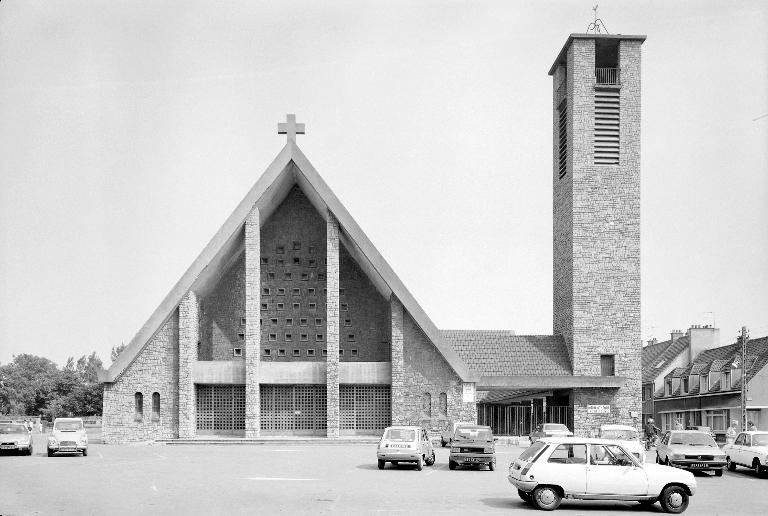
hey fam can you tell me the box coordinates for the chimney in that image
[647,338,658,346]
[670,330,684,343]
[687,324,720,362]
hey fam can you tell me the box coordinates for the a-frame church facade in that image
[100,32,645,442]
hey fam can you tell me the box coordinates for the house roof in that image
[642,336,689,383]
[100,139,478,383]
[442,332,572,377]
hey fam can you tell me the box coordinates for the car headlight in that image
[484,447,494,454]
[451,447,460,453]
[715,455,725,461]
[671,453,682,460]
[48,437,57,445]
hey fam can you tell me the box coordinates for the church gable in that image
[198,254,245,361]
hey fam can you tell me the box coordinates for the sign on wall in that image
[462,383,476,403]
[587,404,611,414]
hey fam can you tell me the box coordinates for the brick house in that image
[99,32,646,442]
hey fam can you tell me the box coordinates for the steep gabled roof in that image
[101,140,477,383]
[642,336,689,383]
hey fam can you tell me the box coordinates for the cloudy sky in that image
[1,0,766,366]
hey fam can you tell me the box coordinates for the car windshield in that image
[454,427,493,441]
[384,428,415,442]
[753,435,768,446]
[0,424,27,434]
[670,432,717,446]
[54,421,83,431]
[519,441,548,461]
[544,424,569,432]
[600,429,638,440]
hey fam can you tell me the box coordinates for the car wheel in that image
[659,485,689,514]
[416,456,423,471]
[727,457,736,471]
[664,457,670,466]
[377,459,385,470]
[425,451,435,466]
[714,468,723,477]
[82,448,88,457]
[532,486,562,511]
[518,489,532,502]
[449,460,457,470]
[488,461,495,471]
[758,466,768,479]
[441,439,446,448]
[47,449,54,457]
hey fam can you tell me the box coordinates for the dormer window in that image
[665,380,672,396]
[682,377,689,394]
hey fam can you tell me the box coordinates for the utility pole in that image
[740,326,749,431]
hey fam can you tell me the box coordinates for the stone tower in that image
[549,34,645,435]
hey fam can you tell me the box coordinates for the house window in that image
[276,259,284,267]
[308,245,316,254]
[134,392,143,422]
[233,348,243,357]
[682,377,689,393]
[600,355,615,376]
[339,288,346,295]
[348,334,355,341]
[339,349,344,356]
[322,349,327,356]
[151,392,160,422]
[301,273,309,281]
[307,349,316,357]
[665,380,672,396]
[314,318,322,326]
[723,372,731,390]
[300,318,308,326]
[284,272,292,280]
[261,257,269,265]
[240,317,246,325]
[261,303,268,311]
[318,273,326,280]
[308,259,316,268]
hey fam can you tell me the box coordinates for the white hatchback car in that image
[508,437,696,513]
[376,426,435,470]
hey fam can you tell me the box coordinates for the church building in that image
[100,32,645,442]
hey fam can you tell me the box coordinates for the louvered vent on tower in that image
[558,101,567,179]
[594,89,619,165]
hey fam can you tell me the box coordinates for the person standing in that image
[747,420,757,431]
[726,420,738,445]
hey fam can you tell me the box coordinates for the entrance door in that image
[340,385,391,435]
[196,385,246,435]
[260,385,327,435]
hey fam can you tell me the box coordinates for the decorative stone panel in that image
[178,292,198,438]
[245,206,261,437]
[326,210,340,437]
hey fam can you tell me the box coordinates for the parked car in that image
[508,437,697,513]
[0,422,34,455]
[656,430,725,476]
[448,424,496,470]
[722,431,768,478]
[529,423,573,443]
[440,420,474,447]
[47,417,88,457]
[685,426,716,441]
[598,424,645,462]
[376,426,435,470]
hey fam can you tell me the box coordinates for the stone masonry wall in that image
[199,255,245,361]
[102,314,180,443]
[396,310,476,428]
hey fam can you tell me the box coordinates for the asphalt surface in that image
[1,432,767,515]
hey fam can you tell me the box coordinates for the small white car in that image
[376,426,435,470]
[508,437,696,513]
[48,418,88,457]
[723,431,768,477]
[598,424,645,463]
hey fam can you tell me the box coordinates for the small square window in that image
[318,273,326,280]
[344,319,352,327]
[269,333,277,341]
[308,246,316,254]
[293,257,301,266]
[351,349,358,357]
[316,334,324,341]
[284,272,292,280]
[268,271,276,280]
[262,287,271,296]
[321,349,327,356]
[315,318,322,326]
[264,349,271,356]
[285,334,292,341]
[261,303,268,311]
[276,303,285,311]
[341,303,348,311]
[276,245,285,254]
[285,318,293,326]
[300,333,308,341]
[261,257,269,265]
[323,288,327,295]
[241,317,246,325]
[238,333,245,341]
[339,349,344,356]
[300,318,308,326]
[308,288,316,296]
[270,318,278,325]
[293,303,300,311]
[347,334,355,341]
[276,259,285,267]
[292,241,301,251]
[260,319,262,325]
[278,349,286,357]
[301,272,309,281]
[339,288,346,295]
[292,349,300,357]
[307,349,316,357]
[277,288,286,296]
[308,259,317,268]
[292,288,301,296]
[309,303,317,311]
[233,348,243,357]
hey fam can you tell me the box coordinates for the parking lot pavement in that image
[1,436,767,515]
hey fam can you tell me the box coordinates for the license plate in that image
[60,447,76,452]
[465,457,483,462]
[389,444,409,448]
[690,463,707,468]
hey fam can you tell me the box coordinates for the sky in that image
[0,0,766,367]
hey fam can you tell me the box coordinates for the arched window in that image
[152,392,160,422]
[439,392,448,416]
[134,392,143,422]
[422,392,432,418]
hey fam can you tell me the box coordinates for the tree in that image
[111,343,127,363]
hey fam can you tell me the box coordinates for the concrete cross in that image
[278,114,305,143]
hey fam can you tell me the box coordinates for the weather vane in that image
[586,5,610,34]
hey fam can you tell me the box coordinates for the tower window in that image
[558,101,567,179]
[600,355,615,376]
[594,89,620,165]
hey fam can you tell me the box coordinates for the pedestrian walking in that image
[726,421,738,445]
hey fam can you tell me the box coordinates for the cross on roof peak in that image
[278,114,305,143]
